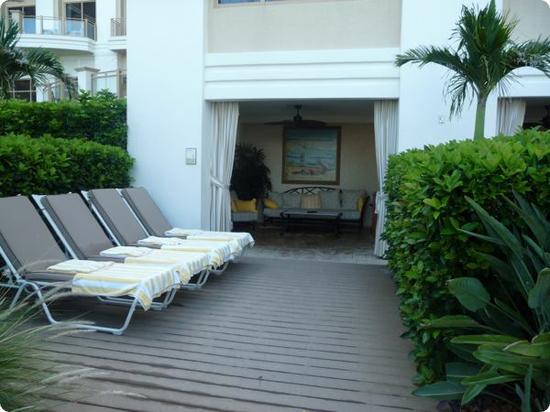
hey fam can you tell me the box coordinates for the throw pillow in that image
[268,191,283,207]
[264,198,279,209]
[233,199,257,213]
[341,190,365,210]
[319,190,340,209]
[282,192,301,209]
[301,193,321,209]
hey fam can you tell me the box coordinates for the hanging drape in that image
[374,100,399,258]
[497,98,526,136]
[209,102,239,232]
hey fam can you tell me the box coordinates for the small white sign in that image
[185,148,197,165]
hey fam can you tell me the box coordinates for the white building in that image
[4,0,550,252]
[1,0,126,100]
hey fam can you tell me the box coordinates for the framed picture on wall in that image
[282,127,341,185]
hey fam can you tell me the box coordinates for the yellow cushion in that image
[357,196,366,212]
[301,194,321,209]
[264,198,279,209]
[233,199,257,213]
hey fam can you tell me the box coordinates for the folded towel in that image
[101,246,154,258]
[72,263,180,310]
[48,259,114,274]
[164,228,203,237]
[138,236,186,247]
[165,228,255,248]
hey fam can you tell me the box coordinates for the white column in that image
[127,0,208,229]
[398,0,501,151]
[75,67,99,93]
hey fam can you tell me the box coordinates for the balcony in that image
[13,15,96,40]
[111,18,126,36]
[108,18,127,50]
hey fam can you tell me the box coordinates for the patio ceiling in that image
[239,99,376,124]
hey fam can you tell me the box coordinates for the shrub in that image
[0,91,127,148]
[414,196,550,411]
[0,135,133,196]
[384,129,550,385]
[0,294,93,411]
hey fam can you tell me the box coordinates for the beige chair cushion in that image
[301,194,321,209]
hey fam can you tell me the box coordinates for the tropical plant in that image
[395,0,550,140]
[0,19,73,100]
[231,143,272,200]
[0,291,97,411]
[414,195,550,411]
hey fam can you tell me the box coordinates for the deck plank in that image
[44,257,435,411]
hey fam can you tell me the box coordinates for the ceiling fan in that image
[264,105,326,128]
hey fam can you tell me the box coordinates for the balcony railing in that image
[11,15,96,40]
[92,69,127,98]
[110,18,126,36]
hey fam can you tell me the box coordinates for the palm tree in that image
[0,19,73,100]
[395,0,550,140]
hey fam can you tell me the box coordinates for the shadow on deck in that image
[43,257,435,412]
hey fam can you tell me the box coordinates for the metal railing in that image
[92,69,127,98]
[11,15,96,40]
[110,18,126,36]
[43,77,78,101]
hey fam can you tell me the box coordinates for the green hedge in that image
[0,91,127,148]
[0,135,133,196]
[384,129,550,385]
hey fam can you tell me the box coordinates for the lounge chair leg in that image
[183,269,210,290]
[8,283,26,309]
[24,280,140,335]
[212,262,229,276]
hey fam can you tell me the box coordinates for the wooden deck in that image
[43,257,435,412]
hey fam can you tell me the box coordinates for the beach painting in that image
[282,127,341,184]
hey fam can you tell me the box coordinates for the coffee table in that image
[280,209,342,235]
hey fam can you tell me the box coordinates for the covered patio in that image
[44,257,434,412]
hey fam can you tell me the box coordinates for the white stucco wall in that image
[237,123,379,195]
[127,0,208,229]
[398,0,500,151]
[208,0,401,53]
[504,0,550,42]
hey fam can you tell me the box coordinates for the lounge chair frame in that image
[80,191,217,285]
[115,188,232,275]
[0,196,179,335]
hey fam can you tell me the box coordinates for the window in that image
[65,1,96,21]
[8,5,36,33]
[11,79,36,102]
[64,1,96,38]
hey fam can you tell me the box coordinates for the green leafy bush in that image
[0,91,127,148]
[384,129,550,385]
[0,135,133,196]
[414,196,550,411]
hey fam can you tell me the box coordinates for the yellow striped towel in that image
[71,263,180,310]
[161,240,233,268]
[125,250,209,284]
[101,246,209,284]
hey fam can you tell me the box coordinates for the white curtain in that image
[374,100,399,258]
[497,98,526,136]
[209,102,239,232]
